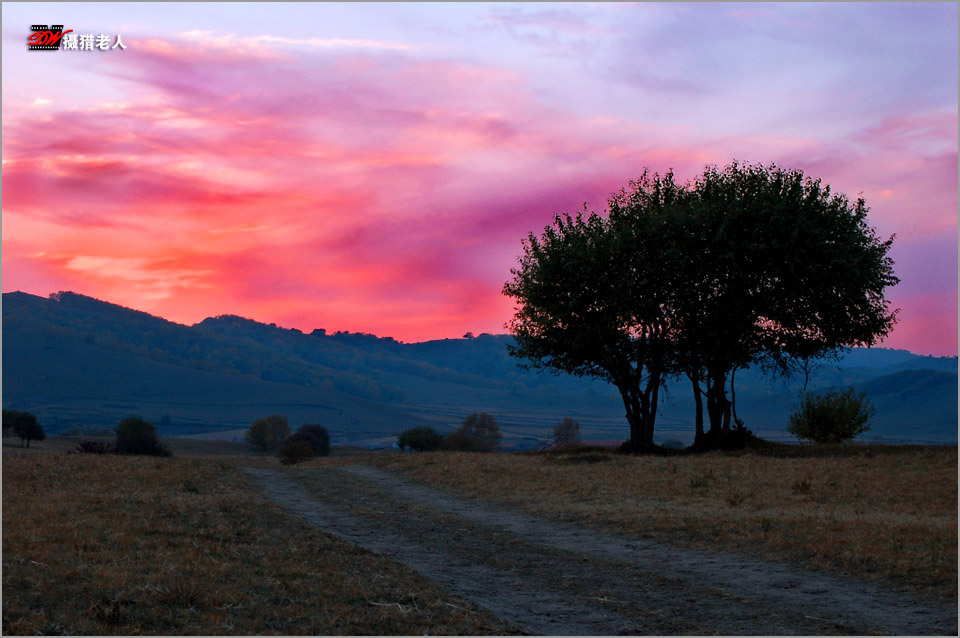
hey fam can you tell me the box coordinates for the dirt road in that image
[243,465,957,635]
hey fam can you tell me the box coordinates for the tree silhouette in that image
[665,163,898,447]
[4,410,45,448]
[504,172,685,450]
[505,162,898,450]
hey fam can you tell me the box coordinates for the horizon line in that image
[5,288,956,359]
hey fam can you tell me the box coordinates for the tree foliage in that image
[505,162,898,450]
[669,163,898,447]
[115,416,170,457]
[397,426,444,452]
[788,388,875,444]
[245,414,291,451]
[504,174,682,449]
[4,410,45,448]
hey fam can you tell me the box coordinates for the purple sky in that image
[2,3,957,355]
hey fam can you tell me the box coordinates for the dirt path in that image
[243,466,957,635]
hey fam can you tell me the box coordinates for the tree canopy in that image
[446,412,502,452]
[4,410,45,448]
[504,162,898,450]
[245,414,291,451]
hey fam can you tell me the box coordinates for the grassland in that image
[367,443,958,601]
[3,437,955,635]
[1,447,510,635]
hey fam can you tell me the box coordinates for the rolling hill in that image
[3,291,956,445]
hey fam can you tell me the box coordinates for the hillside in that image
[3,291,956,445]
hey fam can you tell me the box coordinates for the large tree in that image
[504,163,898,450]
[671,163,898,447]
[504,172,684,450]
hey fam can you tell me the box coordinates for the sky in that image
[2,2,957,355]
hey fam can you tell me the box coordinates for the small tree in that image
[397,426,444,452]
[788,389,875,444]
[245,414,291,451]
[5,410,45,448]
[552,417,581,449]
[115,416,170,456]
[448,412,501,452]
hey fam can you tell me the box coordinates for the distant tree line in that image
[397,412,503,453]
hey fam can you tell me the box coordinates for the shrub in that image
[788,388,874,444]
[245,415,291,451]
[442,412,501,452]
[552,417,581,449]
[115,416,171,457]
[289,424,331,457]
[4,410,45,448]
[279,439,317,465]
[74,440,115,455]
[397,426,444,452]
[441,429,483,452]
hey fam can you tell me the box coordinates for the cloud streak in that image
[2,7,956,355]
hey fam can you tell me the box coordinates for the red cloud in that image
[3,32,956,353]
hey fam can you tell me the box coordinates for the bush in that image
[788,388,874,444]
[245,415,291,451]
[441,429,483,452]
[397,426,444,452]
[279,439,317,465]
[115,416,171,456]
[74,440,115,455]
[4,409,45,448]
[289,424,331,456]
[442,412,501,452]
[552,417,581,449]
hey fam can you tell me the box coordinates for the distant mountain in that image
[3,291,956,445]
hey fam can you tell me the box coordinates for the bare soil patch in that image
[246,464,957,635]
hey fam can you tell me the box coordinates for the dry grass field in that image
[368,444,958,601]
[1,450,510,635]
[3,437,956,635]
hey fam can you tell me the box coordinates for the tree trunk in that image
[730,367,741,428]
[647,377,660,446]
[620,390,655,451]
[705,369,729,435]
[691,374,704,444]
[621,392,642,448]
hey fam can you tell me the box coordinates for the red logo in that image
[29,25,73,51]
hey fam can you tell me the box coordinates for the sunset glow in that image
[3,3,957,354]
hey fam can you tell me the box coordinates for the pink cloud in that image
[2,32,955,353]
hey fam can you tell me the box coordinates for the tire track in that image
[243,465,956,635]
